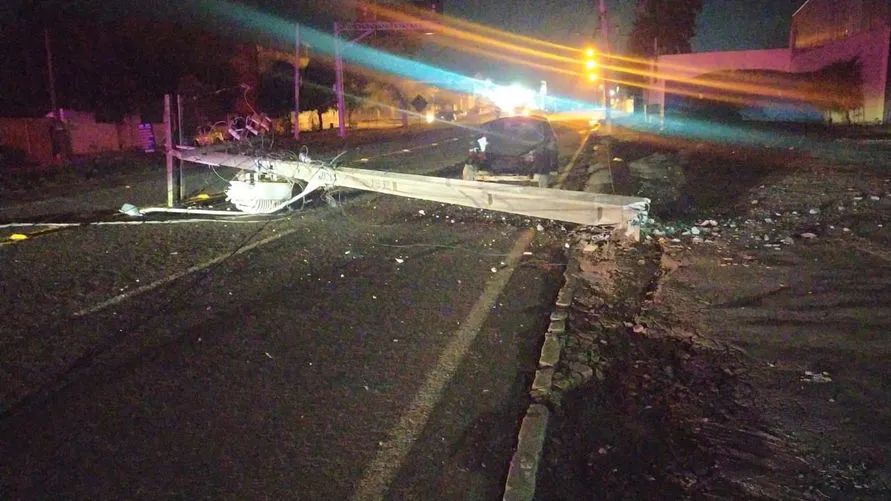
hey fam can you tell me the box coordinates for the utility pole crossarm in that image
[333,19,438,138]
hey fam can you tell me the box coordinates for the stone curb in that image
[501,403,550,501]
[501,254,580,501]
[501,128,601,501]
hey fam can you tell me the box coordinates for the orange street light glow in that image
[358,1,579,65]
[425,33,581,77]
[355,1,581,55]
[350,1,840,110]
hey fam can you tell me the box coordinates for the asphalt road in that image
[0,120,590,500]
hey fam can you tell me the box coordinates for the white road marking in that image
[361,136,460,161]
[68,133,465,317]
[72,127,579,319]
[350,228,536,501]
[72,228,299,317]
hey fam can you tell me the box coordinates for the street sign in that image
[411,94,428,112]
[137,123,156,153]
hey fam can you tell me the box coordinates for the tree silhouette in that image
[258,60,296,117]
[300,59,337,129]
[0,14,237,119]
[809,57,863,123]
[343,69,371,125]
[627,0,704,57]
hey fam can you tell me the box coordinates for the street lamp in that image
[584,47,600,83]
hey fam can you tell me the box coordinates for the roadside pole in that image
[44,29,58,122]
[334,22,347,138]
[333,15,441,139]
[596,0,614,193]
[597,0,612,130]
[164,94,180,207]
[294,24,301,140]
[176,93,185,202]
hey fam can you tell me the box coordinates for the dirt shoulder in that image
[537,124,891,500]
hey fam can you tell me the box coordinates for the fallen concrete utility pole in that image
[174,150,649,239]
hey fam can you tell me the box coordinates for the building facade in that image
[649,0,891,123]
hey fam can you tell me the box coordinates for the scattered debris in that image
[800,371,832,383]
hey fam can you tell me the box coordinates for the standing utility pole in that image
[334,22,347,138]
[164,94,181,207]
[294,24,301,140]
[655,37,665,128]
[176,94,185,201]
[44,28,58,119]
[597,0,612,127]
[333,20,436,138]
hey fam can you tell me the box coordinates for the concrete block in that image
[547,319,565,335]
[549,309,568,322]
[502,404,550,501]
[538,334,562,368]
[530,367,555,401]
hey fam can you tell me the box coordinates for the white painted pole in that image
[334,22,347,138]
[44,28,58,120]
[294,24,301,140]
[164,95,176,207]
[598,0,612,127]
[176,93,185,201]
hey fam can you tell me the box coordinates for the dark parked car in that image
[462,115,558,187]
[436,110,456,121]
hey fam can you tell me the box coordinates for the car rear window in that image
[486,119,545,142]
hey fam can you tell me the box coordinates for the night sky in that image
[413,0,806,83]
[439,0,805,52]
[0,0,808,115]
[692,0,804,52]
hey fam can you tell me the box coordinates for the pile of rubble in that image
[627,150,891,249]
